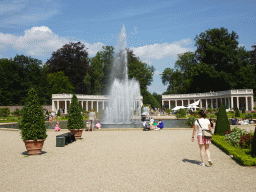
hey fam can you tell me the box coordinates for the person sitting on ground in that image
[55,122,61,132]
[155,119,164,130]
[95,121,101,129]
[149,117,154,129]
[231,116,237,125]
[244,119,249,125]
[143,121,150,129]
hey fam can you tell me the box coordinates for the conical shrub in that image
[20,88,47,141]
[215,103,230,135]
[251,128,256,158]
[67,94,84,130]
[235,107,240,117]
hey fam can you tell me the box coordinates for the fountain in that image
[101,25,142,128]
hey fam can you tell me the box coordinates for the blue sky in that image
[0,0,255,94]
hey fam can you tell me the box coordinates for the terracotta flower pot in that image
[24,139,45,155]
[70,129,83,139]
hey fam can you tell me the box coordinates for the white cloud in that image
[131,38,194,63]
[0,26,105,58]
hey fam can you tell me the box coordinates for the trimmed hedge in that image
[212,135,256,166]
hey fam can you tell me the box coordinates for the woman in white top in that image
[192,110,212,166]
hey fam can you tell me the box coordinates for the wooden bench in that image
[56,133,76,147]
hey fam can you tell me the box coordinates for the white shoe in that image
[199,162,205,166]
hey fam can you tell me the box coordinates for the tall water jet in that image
[102,25,141,127]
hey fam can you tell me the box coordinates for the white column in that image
[206,99,208,110]
[200,99,202,109]
[162,100,164,107]
[86,101,88,111]
[52,100,55,112]
[251,96,254,110]
[228,98,230,109]
[175,100,177,107]
[81,101,84,111]
[245,97,248,111]
[57,100,59,112]
[211,99,213,109]
[182,100,184,106]
[237,97,239,110]
[231,97,233,110]
[188,100,190,105]
[91,101,93,110]
[65,100,67,114]
[169,100,170,109]
[97,101,99,112]
[103,101,105,110]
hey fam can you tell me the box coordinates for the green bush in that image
[245,113,253,119]
[178,108,186,118]
[215,103,230,135]
[11,109,21,116]
[224,127,248,147]
[212,135,256,165]
[166,109,171,114]
[67,94,84,130]
[235,107,240,117]
[242,108,245,114]
[57,109,60,117]
[20,88,47,141]
[239,133,254,149]
[0,107,10,117]
[185,116,195,128]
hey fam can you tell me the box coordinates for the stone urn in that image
[24,139,45,155]
[70,129,83,139]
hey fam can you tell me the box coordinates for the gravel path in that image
[1,129,256,192]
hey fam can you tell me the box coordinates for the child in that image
[153,121,157,129]
[55,122,61,132]
[95,121,101,129]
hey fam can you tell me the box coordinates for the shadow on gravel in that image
[182,158,201,165]
[21,151,47,156]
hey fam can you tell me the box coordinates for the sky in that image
[0,0,255,94]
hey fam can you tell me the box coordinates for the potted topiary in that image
[20,88,47,155]
[67,93,84,139]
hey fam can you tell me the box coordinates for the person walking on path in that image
[89,109,96,131]
[192,110,213,166]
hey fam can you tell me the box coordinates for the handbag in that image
[197,120,212,139]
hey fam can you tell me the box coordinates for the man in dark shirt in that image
[231,116,237,125]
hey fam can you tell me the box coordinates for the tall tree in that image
[13,55,48,105]
[47,71,75,97]
[0,59,22,105]
[46,42,89,94]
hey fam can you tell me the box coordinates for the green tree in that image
[20,88,47,141]
[84,73,92,94]
[46,42,89,94]
[67,94,84,130]
[47,71,75,97]
[215,103,230,135]
[152,92,162,107]
[0,59,22,105]
[13,55,49,105]
[235,107,240,117]
[91,53,104,94]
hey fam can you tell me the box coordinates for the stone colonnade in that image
[162,89,254,111]
[52,94,143,113]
